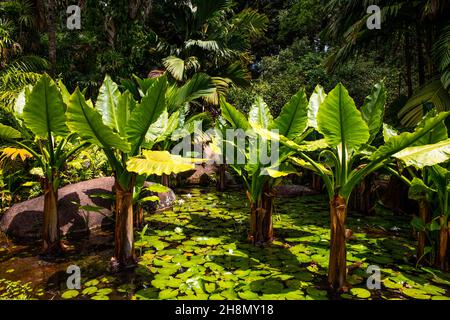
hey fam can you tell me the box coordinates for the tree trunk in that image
[113,180,136,269]
[216,164,227,191]
[42,179,60,254]
[312,173,322,192]
[46,0,57,76]
[161,174,170,187]
[249,189,274,245]
[404,33,413,97]
[437,216,448,271]
[135,206,144,229]
[328,194,348,291]
[416,24,426,86]
[417,200,430,262]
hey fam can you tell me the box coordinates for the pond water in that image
[0,188,449,300]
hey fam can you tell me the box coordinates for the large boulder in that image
[0,177,176,240]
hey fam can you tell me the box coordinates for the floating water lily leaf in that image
[306,287,327,300]
[84,279,100,287]
[383,278,403,289]
[238,291,259,300]
[431,296,450,300]
[204,283,216,294]
[82,286,98,295]
[61,289,79,299]
[91,295,109,300]
[97,288,113,296]
[145,184,170,193]
[159,289,179,299]
[135,288,159,300]
[350,288,371,299]
[262,280,284,294]
[421,284,446,295]
[402,288,431,300]
[284,291,304,300]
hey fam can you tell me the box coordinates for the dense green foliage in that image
[0,0,449,301]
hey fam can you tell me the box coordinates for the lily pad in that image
[350,288,371,299]
[402,288,431,300]
[61,289,79,299]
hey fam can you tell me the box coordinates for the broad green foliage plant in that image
[257,82,450,290]
[219,87,326,244]
[0,74,88,253]
[66,73,212,269]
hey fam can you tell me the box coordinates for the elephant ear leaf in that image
[271,88,308,139]
[370,111,450,161]
[23,74,68,138]
[126,150,197,176]
[249,96,273,129]
[361,82,386,143]
[408,177,434,201]
[393,138,450,168]
[383,123,398,142]
[0,123,21,139]
[116,91,135,137]
[96,74,121,131]
[308,85,326,129]
[127,75,167,155]
[66,88,130,152]
[317,83,369,150]
[414,109,448,145]
[220,96,250,130]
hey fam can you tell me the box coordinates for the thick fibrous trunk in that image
[42,179,60,254]
[417,200,430,262]
[216,164,227,191]
[113,181,136,269]
[437,216,448,271]
[161,174,170,187]
[249,190,274,245]
[328,195,347,291]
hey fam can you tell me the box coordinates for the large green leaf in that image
[163,56,185,81]
[393,138,450,169]
[414,110,448,146]
[127,76,167,155]
[399,80,450,127]
[383,123,398,142]
[126,150,196,176]
[96,75,121,131]
[307,85,326,129]
[249,96,273,129]
[167,73,215,112]
[220,97,250,130]
[116,91,135,137]
[361,82,386,143]
[370,112,450,161]
[0,123,21,139]
[317,83,369,150]
[66,88,130,152]
[23,74,68,138]
[271,88,308,139]
[142,111,169,149]
[408,178,434,201]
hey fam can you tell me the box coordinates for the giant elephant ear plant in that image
[0,74,89,254]
[384,110,450,270]
[66,73,212,270]
[257,82,450,291]
[219,87,326,245]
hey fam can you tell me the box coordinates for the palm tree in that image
[155,0,268,104]
[323,0,450,126]
[0,1,48,109]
